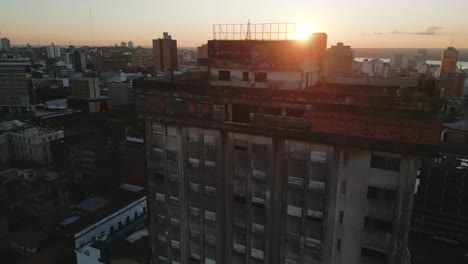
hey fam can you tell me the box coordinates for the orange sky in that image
[1,0,468,48]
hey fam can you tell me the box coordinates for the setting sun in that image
[295,24,314,40]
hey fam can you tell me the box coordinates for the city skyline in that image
[1,0,468,48]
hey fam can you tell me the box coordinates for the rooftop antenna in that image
[245,19,251,40]
[89,7,95,46]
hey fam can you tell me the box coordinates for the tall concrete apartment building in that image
[0,57,35,114]
[439,47,458,78]
[152,32,178,75]
[323,42,353,76]
[136,31,441,264]
[0,37,11,51]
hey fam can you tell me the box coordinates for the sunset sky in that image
[1,0,467,48]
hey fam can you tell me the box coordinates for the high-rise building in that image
[136,33,440,264]
[390,54,404,68]
[0,38,11,51]
[323,42,353,76]
[0,57,34,107]
[444,70,465,97]
[152,32,178,75]
[121,41,127,48]
[73,50,87,72]
[208,33,327,89]
[439,47,458,78]
[128,41,134,49]
[47,43,61,59]
[69,77,100,99]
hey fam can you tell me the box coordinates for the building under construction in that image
[136,25,444,264]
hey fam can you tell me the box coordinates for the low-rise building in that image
[0,121,64,165]
[57,184,147,264]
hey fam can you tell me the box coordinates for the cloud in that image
[390,26,443,36]
[373,32,382,35]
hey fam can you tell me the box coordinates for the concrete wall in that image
[146,121,418,264]
[210,68,302,89]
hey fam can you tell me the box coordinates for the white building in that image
[47,43,61,59]
[128,41,134,49]
[5,126,64,164]
[0,121,64,165]
[57,184,147,264]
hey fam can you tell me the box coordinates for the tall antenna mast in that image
[89,7,95,46]
[245,19,251,40]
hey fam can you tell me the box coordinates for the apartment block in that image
[136,36,441,264]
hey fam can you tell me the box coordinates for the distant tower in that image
[47,43,61,59]
[152,32,178,75]
[0,37,11,51]
[121,42,127,48]
[439,47,458,78]
[323,42,353,76]
[128,41,134,49]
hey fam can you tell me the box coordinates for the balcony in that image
[368,168,399,191]
[366,199,394,221]
[362,229,392,253]
[252,169,266,181]
[308,180,325,192]
[288,177,303,189]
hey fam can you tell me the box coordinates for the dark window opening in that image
[261,106,281,116]
[243,72,249,81]
[361,247,387,259]
[367,186,395,203]
[255,72,267,82]
[154,172,164,180]
[126,216,130,223]
[251,201,265,209]
[286,109,306,118]
[219,70,231,81]
[337,239,342,251]
[364,217,393,233]
[370,155,400,172]
[233,194,246,204]
[234,139,248,151]
[232,104,250,123]
[339,211,344,223]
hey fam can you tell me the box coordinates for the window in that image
[218,71,231,81]
[341,180,347,194]
[367,186,395,203]
[364,217,393,233]
[370,155,400,172]
[361,247,387,260]
[154,172,164,180]
[255,72,267,82]
[243,72,249,81]
[337,239,342,251]
[339,211,344,223]
[286,109,305,118]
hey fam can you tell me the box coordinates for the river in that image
[354,57,468,69]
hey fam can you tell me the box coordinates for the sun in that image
[295,24,314,40]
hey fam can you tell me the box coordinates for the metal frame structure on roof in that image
[213,22,296,40]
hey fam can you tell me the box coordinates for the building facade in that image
[70,77,100,99]
[0,38,11,51]
[323,42,353,76]
[208,34,327,89]
[47,43,61,59]
[136,37,440,264]
[152,32,178,75]
[439,47,458,78]
[0,57,34,110]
